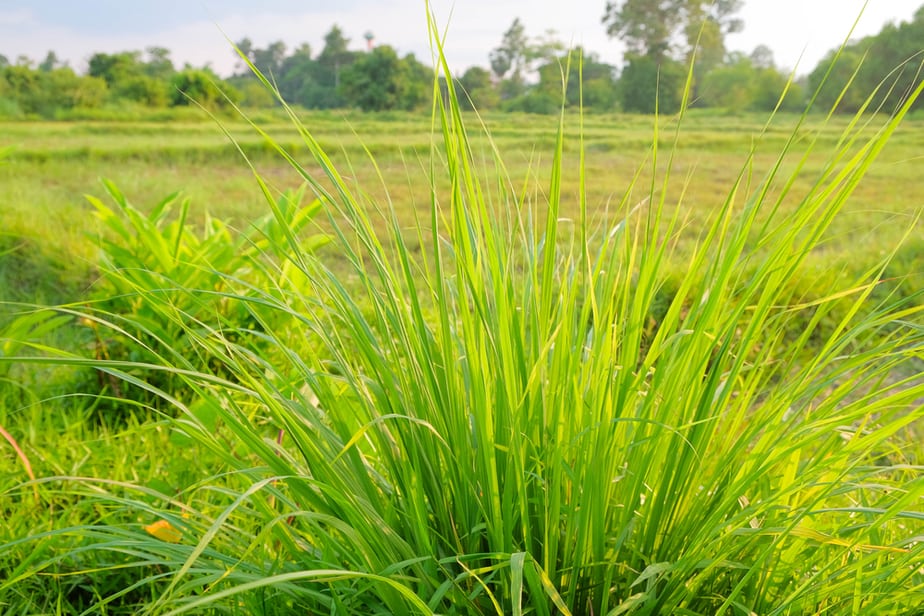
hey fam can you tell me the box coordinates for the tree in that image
[318,26,353,89]
[399,53,431,110]
[751,66,804,112]
[144,47,175,81]
[170,68,239,109]
[339,45,421,111]
[233,38,254,75]
[0,64,108,117]
[312,25,356,107]
[808,7,924,114]
[528,29,566,70]
[1,65,42,114]
[233,78,275,107]
[602,0,686,61]
[252,41,287,77]
[698,55,755,109]
[119,76,169,106]
[683,0,742,58]
[489,19,565,100]
[602,0,742,63]
[269,43,313,105]
[233,39,288,81]
[489,18,530,83]
[684,0,742,99]
[47,68,108,110]
[618,54,684,113]
[88,51,143,86]
[38,51,62,72]
[698,53,803,112]
[87,50,166,105]
[459,66,492,93]
[456,66,499,109]
[536,48,618,110]
[749,44,775,70]
[320,26,351,61]
[604,0,744,110]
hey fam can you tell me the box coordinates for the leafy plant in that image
[83,180,327,410]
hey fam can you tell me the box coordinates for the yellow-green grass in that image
[3,111,922,282]
[2,101,923,613]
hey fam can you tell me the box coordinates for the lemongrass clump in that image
[1,8,922,616]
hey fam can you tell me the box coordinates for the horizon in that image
[1,1,921,78]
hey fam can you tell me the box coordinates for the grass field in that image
[2,101,923,613]
[4,110,922,280]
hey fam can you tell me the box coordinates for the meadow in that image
[1,81,924,614]
[4,110,923,283]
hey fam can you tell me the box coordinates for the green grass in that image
[1,25,923,615]
[2,110,922,285]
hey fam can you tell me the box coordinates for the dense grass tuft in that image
[1,11,923,616]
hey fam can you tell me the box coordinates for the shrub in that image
[501,90,561,114]
[619,54,686,114]
[83,180,326,412]
[170,69,241,109]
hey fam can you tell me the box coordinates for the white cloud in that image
[726,0,916,72]
[0,8,33,27]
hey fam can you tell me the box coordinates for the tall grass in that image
[2,11,923,615]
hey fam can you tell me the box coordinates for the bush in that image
[0,97,22,119]
[83,180,327,413]
[619,54,685,114]
[170,69,240,109]
[501,90,560,114]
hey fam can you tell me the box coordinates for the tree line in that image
[1,1,921,119]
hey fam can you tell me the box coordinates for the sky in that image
[0,1,921,77]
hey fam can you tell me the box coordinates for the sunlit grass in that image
[2,112,921,289]
[1,11,923,616]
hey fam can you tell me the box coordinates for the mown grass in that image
[1,27,923,614]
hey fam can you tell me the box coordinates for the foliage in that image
[170,68,240,109]
[489,20,567,101]
[143,46,175,81]
[0,65,108,117]
[251,40,288,77]
[536,48,619,110]
[455,66,499,110]
[232,76,276,107]
[808,6,924,114]
[87,51,143,86]
[1,7,920,118]
[83,180,326,412]
[699,52,804,112]
[233,26,359,109]
[501,90,561,114]
[619,54,686,113]
[602,0,687,61]
[314,25,357,108]
[0,47,197,117]
[276,43,315,104]
[88,51,172,106]
[339,46,429,112]
[602,0,744,107]
[602,0,741,63]
[489,18,530,82]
